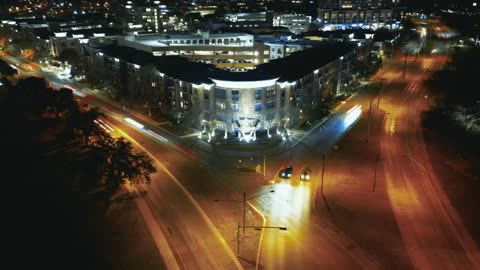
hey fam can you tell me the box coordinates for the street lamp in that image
[377,78,385,110]
[237,223,287,258]
[214,190,275,236]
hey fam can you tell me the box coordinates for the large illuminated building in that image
[317,0,406,30]
[83,40,365,138]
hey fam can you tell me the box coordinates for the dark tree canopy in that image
[0,58,18,79]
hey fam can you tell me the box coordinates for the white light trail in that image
[344,104,362,127]
[144,129,168,142]
[124,117,144,129]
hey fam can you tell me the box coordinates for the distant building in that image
[318,7,406,29]
[117,31,270,72]
[49,28,119,58]
[318,0,401,9]
[273,14,311,34]
[224,12,271,23]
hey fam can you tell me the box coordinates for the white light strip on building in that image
[192,83,214,89]
[210,78,278,89]
[277,81,296,88]
[54,32,67,37]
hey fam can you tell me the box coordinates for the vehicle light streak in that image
[62,84,89,98]
[97,118,114,132]
[144,129,168,142]
[344,104,362,128]
[124,117,144,129]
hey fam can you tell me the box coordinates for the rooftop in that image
[95,40,355,85]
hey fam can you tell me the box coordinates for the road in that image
[189,43,480,269]
[3,36,480,269]
[375,51,480,269]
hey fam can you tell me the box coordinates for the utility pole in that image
[243,192,246,235]
[237,222,240,257]
[366,100,373,143]
[263,153,266,177]
[402,52,408,78]
[321,154,325,194]
[377,78,384,110]
[237,223,287,258]
[372,153,380,192]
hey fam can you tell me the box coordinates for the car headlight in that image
[282,172,285,176]
[306,175,310,180]
[288,174,291,177]
[301,175,304,179]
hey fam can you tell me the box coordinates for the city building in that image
[117,31,271,71]
[83,40,365,140]
[317,0,406,30]
[49,27,119,58]
[273,14,311,34]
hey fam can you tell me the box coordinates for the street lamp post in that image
[372,153,380,192]
[214,190,275,236]
[263,153,266,177]
[237,223,287,258]
[377,78,385,110]
[366,99,373,143]
[321,154,325,194]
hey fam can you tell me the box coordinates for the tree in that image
[57,49,84,80]
[92,137,157,197]
[0,59,18,79]
[52,87,80,118]
[13,76,56,119]
[425,47,480,134]
[73,107,106,145]
[20,48,35,60]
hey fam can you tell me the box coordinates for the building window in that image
[215,88,227,99]
[255,89,262,100]
[204,89,209,100]
[255,103,262,111]
[266,88,276,98]
[266,101,275,109]
[232,90,239,100]
[216,113,226,122]
[216,101,226,110]
[232,103,239,112]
